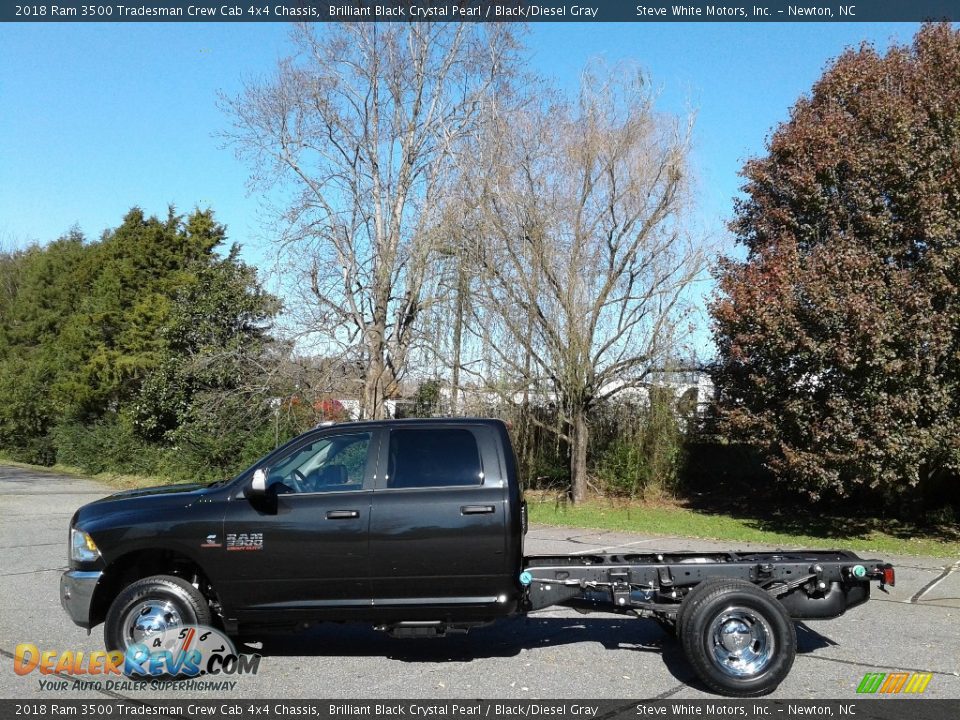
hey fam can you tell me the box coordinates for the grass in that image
[527,495,960,558]
[0,454,175,491]
[3,453,957,558]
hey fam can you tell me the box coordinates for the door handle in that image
[460,505,495,515]
[326,510,360,519]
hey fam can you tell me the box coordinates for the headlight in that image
[70,528,100,563]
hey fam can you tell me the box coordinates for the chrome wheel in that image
[708,605,775,678]
[120,599,184,648]
[105,575,212,658]
[680,579,795,696]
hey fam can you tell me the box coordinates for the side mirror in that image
[250,467,269,495]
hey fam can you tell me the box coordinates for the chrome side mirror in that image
[250,467,269,495]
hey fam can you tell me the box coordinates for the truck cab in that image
[62,419,524,645]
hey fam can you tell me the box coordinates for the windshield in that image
[224,430,317,489]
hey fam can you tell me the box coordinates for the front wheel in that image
[680,579,796,697]
[104,574,212,654]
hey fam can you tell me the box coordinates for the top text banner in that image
[4,1,960,23]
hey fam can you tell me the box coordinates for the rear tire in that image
[676,577,733,643]
[680,578,795,697]
[104,574,211,654]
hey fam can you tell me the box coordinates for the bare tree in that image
[468,67,706,502]
[223,23,519,418]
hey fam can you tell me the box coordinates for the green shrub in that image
[3,437,57,467]
[591,392,685,499]
[53,417,171,478]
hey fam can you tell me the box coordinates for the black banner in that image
[3,1,960,24]
[2,700,959,720]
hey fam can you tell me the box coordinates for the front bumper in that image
[60,570,102,629]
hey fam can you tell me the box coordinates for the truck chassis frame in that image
[523,549,891,616]
[511,549,893,696]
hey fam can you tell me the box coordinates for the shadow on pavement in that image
[795,622,839,654]
[236,615,837,692]
[238,615,666,660]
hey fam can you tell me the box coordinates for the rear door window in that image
[387,428,483,489]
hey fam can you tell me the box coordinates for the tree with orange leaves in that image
[712,24,960,507]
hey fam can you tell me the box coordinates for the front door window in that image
[267,432,371,494]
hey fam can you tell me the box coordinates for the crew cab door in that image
[368,425,512,607]
[218,430,378,617]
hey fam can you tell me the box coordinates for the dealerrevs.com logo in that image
[14,625,260,692]
[857,672,933,694]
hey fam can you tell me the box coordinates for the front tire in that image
[680,579,796,697]
[104,574,211,654]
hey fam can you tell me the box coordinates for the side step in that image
[374,621,487,638]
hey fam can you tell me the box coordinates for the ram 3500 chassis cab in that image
[61,419,894,696]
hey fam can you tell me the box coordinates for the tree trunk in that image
[363,360,384,420]
[363,318,388,419]
[450,262,466,416]
[570,408,589,503]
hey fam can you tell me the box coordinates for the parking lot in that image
[1,464,958,700]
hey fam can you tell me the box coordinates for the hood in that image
[102,482,210,501]
[72,481,220,531]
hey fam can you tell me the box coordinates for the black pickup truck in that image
[61,418,894,696]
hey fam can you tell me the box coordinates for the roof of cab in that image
[312,417,507,432]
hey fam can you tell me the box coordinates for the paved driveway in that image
[1,464,958,700]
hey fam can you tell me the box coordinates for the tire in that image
[679,578,796,697]
[675,577,733,643]
[104,574,212,654]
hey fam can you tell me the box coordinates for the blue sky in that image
[0,21,923,300]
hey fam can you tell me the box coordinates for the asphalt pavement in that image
[1,464,958,700]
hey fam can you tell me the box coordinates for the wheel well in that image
[90,549,219,629]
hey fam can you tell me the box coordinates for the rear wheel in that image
[680,579,795,697]
[104,574,211,654]
[675,577,732,643]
